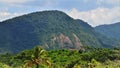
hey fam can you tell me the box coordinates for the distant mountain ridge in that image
[0,10,119,53]
[95,22,120,42]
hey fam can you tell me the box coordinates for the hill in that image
[95,22,120,42]
[0,10,119,53]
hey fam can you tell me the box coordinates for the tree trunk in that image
[36,64,39,68]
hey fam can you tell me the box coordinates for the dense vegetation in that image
[0,10,119,53]
[0,46,120,68]
[95,22,120,42]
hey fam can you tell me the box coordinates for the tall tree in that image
[24,46,51,68]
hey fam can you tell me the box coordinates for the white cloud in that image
[0,0,33,3]
[0,11,25,21]
[67,7,120,27]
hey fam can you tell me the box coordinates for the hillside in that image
[0,10,119,53]
[95,22,120,42]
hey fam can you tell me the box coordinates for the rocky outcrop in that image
[59,33,73,48]
[48,33,83,50]
[73,33,83,49]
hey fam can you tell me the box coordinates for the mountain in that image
[0,10,119,53]
[95,22,120,42]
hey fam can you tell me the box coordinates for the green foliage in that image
[0,62,10,68]
[0,46,120,68]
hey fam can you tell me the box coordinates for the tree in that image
[24,46,51,68]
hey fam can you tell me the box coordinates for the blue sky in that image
[0,0,120,26]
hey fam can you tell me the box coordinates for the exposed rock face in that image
[73,33,83,49]
[59,33,73,48]
[51,36,57,45]
[48,33,83,50]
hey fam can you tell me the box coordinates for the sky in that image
[0,0,120,27]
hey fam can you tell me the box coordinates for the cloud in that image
[0,0,119,26]
[67,7,120,27]
[0,11,25,21]
[0,0,33,4]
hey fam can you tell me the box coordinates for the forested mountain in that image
[0,10,119,53]
[95,22,120,42]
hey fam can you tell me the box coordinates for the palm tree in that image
[24,46,51,68]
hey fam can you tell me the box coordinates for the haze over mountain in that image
[95,22,120,42]
[0,10,119,53]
